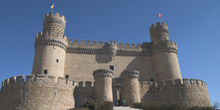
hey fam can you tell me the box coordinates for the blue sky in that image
[0,0,220,107]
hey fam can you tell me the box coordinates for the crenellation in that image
[140,81,149,88]
[125,43,130,47]
[157,80,165,87]
[119,43,124,47]
[174,79,182,85]
[9,76,16,83]
[98,41,103,46]
[86,40,91,45]
[35,32,43,39]
[78,81,83,87]
[26,74,34,81]
[80,40,85,45]
[74,39,79,44]
[196,79,202,85]
[48,75,56,82]
[54,12,60,17]
[131,44,135,47]
[35,74,46,82]
[58,77,66,84]
[92,41,97,45]
[1,80,5,88]
[16,75,24,83]
[165,79,173,86]
[150,82,157,88]
[190,78,196,85]
[137,44,141,48]
[85,81,94,87]
[45,12,66,22]
[68,39,72,43]
[201,80,207,86]
[182,78,190,85]
[150,22,168,30]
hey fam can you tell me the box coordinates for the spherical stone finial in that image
[93,69,114,78]
[121,70,140,78]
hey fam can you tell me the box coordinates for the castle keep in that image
[0,12,211,109]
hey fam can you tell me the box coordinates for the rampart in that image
[66,39,177,56]
[74,81,95,108]
[0,74,75,110]
[139,78,211,107]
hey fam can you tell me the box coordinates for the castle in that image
[0,12,211,110]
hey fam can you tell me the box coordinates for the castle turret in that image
[150,22,182,81]
[93,69,113,102]
[122,70,141,106]
[32,12,68,79]
[150,22,169,42]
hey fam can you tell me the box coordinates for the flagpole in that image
[51,3,54,12]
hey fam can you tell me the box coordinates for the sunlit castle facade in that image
[0,12,211,109]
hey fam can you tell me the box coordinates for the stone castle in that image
[0,12,211,110]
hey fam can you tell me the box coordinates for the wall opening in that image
[150,78,154,82]
[65,75,69,79]
[110,65,114,71]
[44,70,48,74]
[113,87,122,106]
[56,59,59,63]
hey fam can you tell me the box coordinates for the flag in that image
[157,14,162,18]
[51,4,54,9]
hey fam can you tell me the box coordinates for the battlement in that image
[93,69,114,78]
[149,22,168,32]
[149,78,207,88]
[76,81,95,88]
[35,32,67,40]
[138,78,207,90]
[121,70,140,78]
[153,40,177,48]
[1,74,75,89]
[44,12,66,22]
[67,39,142,49]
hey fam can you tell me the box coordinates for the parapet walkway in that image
[113,106,143,110]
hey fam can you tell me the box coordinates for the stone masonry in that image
[0,12,211,109]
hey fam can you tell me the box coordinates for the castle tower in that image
[93,69,113,102]
[122,70,141,106]
[150,22,182,81]
[32,12,68,78]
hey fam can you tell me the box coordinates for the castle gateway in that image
[0,12,211,109]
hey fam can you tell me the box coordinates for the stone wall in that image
[139,78,211,107]
[0,74,75,110]
[64,52,154,83]
[32,45,66,78]
[74,81,95,108]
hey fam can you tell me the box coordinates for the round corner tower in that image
[122,70,141,106]
[93,69,113,102]
[150,22,182,81]
[32,12,68,79]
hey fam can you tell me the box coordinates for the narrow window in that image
[132,94,136,102]
[65,75,69,79]
[54,91,57,98]
[56,59,59,63]
[44,70,48,74]
[21,91,25,97]
[150,78,154,82]
[179,92,182,99]
[110,65,114,71]
[198,93,202,99]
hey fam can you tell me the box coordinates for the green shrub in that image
[133,103,214,110]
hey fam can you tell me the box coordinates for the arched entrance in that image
[112,85,123,106]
